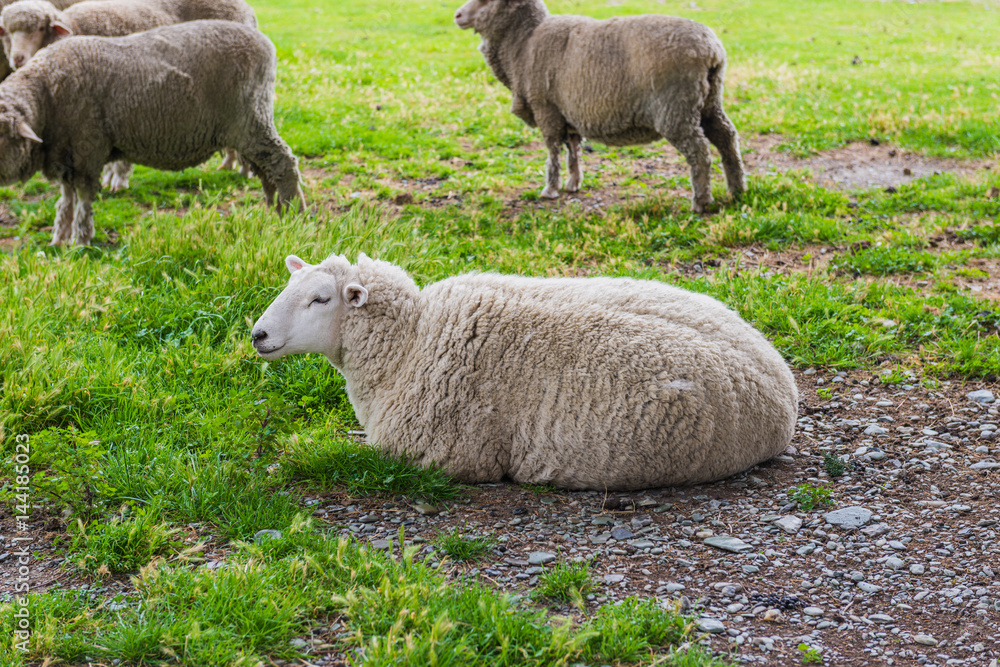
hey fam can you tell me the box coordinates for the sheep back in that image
[345,263,797,490]
[523,15,727,146]
[21,20,276,173]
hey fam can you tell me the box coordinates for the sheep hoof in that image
[110,177,130,192]
[540,186,560,199]
[564,180,581,193]
[692,199,714,214]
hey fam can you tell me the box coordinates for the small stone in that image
[858,582,883,594]
[611,527,635,541]
[359,514,379,524]
[885,557,905,570]
[254,529,282,542]
[803,606,824,617]
[696,618,726,634]
[823,506,873,529]
[528,552,556,565]
[909,564,926,575]
[703,536,753,553]
[370,539,391,550]
[864,424,889,436]
[773,515,803,534]
[861,523,890,538]
[970,461,1000,470]
[631,539,654,549]
[966,389,995,404]
[665,583,686,593]
[412,503,439,515]
[763,608,784,622]
[888,540,907,551]
[869,613,894,625]
[913,634,938,647]
[603,574,625,584]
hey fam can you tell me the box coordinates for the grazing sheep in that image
[251,254,797,490]
[454,0,746,212]
[0,0,258,189]
[0,20,306,246]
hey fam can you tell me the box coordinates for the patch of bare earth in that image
[301,135,997,218]
[4,371,999,666]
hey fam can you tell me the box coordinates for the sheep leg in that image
[541,136,562,199]
[660,119,714,213]
[564,133,582,193]
[240,128,304,212]
[50,183,76,246]
[70,187,97,246]
[701,107,746,199]
[110,161,133,192]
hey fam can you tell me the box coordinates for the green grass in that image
[2,0,1000,664]
[432,528,497,563]
[533,560,597,609]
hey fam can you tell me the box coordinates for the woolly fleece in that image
[253,255,798,490]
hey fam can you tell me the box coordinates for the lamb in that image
[0,0,258,189]
[454,0,746,212]
[0,20,306,246]
[251,254,798,490]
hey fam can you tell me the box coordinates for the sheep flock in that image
[1,0,807,490]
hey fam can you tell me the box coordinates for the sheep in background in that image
[454,0,746,212]
[0,20,305,246]
[0,0,75,79]
[251,254,797,490]
[0,0,258,190]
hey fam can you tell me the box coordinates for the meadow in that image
[1,0,999,665]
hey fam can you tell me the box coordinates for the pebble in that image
[869,614,894,625]
[528,552,556,565]
[610,528,635,541]
[703,536,753,553]
[913,634,938,646]
[803,606,824,617]
[696,618,726,634]
[773,515,803,534]
[967,389,995,404]
[909,564,926,575]
[253,529,282,542]
[823,506,873,529]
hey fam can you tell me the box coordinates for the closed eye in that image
[310,296,331,306]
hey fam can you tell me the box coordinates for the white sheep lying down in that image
[0,0,259,190]
[252,254,798,490]
[0,20,305,246]
[454,0,746,212]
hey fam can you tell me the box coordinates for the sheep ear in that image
[343,283,368,308]
[17,120,42,144]
[285,254,308,274]
[0,27,6,37]
[52,20,73,37]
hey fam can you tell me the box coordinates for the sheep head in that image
[454,0,545,34]
[0,106,42,184]
[252,255,367,362]
[0,0,72,70]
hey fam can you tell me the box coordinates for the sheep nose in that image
[12,55,24,68]
[251,329,268,345]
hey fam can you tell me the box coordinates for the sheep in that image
[0,0,75,79]
[251,254,798,491]
[0,0,258,189]
[454,0,746,212]
[0,20,306,246]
